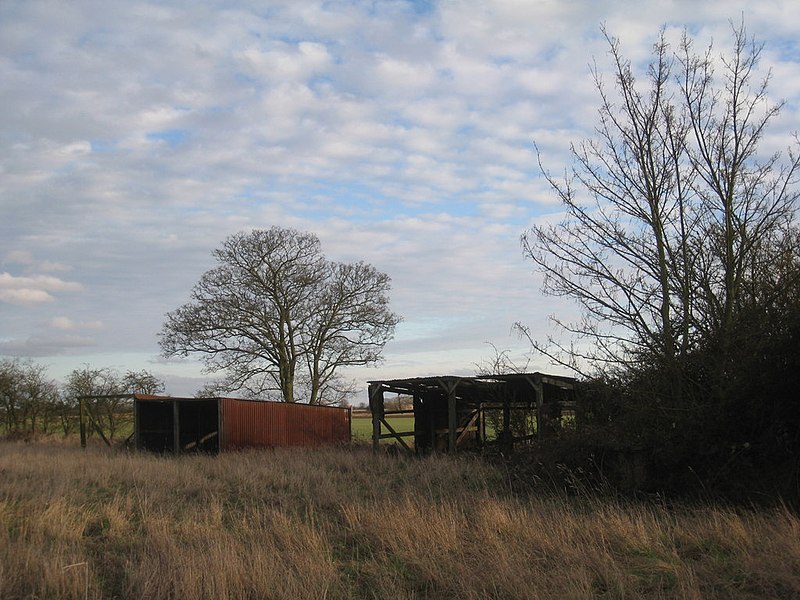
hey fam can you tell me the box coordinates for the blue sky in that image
[2,0,800,398]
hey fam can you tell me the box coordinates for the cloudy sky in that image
[2,0,799,398]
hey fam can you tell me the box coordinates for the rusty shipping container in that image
[134,395,351,453]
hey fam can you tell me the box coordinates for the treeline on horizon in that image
[0,362,164,440]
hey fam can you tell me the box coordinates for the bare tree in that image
[0,359,22,432]
[474,342,530,375]
[678,27,800,348]
[19,362,59,433]
[160,227,401,404]
[122,370,165,395]
[0,358,59,434]
[522,23,799,383]
[64,366,165,439]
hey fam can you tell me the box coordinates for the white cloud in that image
[56,141,91,157]
[0,289,54,304]
[1,0,798,393]
[0,273,82,292]
[0,334,97,356]
[3,251,71,273]
[0,273,83,305]
[49,317,104,331]
[5,250,34,265]
[238,41,332,81]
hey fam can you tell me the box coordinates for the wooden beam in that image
[479,403,486,448]
[368,383,384,453]
[455,410,480,446]
[539,375,575,389]
[79,397,87,449]
[524,375,544,441]
[172,400,180,454]
[437,378,460,453]
[379,417,413,453]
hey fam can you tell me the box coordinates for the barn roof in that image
[367,371,576,397]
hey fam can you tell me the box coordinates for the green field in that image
[351,414,414,442]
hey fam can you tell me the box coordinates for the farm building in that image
[368,372,576,454]
[133,395,351,453]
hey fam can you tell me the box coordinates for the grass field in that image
[1,439,799,599]
[350,414,414,442]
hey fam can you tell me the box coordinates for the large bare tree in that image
[160,227,400,404]
[522,23,799,384]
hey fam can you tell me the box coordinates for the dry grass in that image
[1,440,798,599]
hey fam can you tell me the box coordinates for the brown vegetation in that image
[1,439,799,599]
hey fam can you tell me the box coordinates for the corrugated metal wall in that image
[220,398,351,450]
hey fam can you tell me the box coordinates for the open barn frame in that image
[368,373,576,454]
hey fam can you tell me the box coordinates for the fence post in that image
[79,398,86,449]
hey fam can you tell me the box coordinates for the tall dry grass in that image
[1,439,798,599]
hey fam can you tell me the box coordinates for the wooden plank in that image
[456,410,480,446]
[368,383,383,453]
[379,417,413,453]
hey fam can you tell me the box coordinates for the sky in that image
[2,0,800,400]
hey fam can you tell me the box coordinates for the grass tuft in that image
[0,440,798,598]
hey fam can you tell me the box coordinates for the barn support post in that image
[524,375,545,441]
[436,379,459,453]
[479,403,486,450]
[83,401,111,447]
[77,394,128,449]
[172,400,180,454]
[368,383,384,453]
[412,393,422,454]
[79,397,86,449]
[428,396,435,452]
[502,394,512,453]
[133,398,139,450]
[448,389,457,452]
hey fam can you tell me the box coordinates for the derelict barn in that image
[368,372,576,454]
[134,395,351,453]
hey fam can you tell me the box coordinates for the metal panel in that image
[220,398,351,450]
